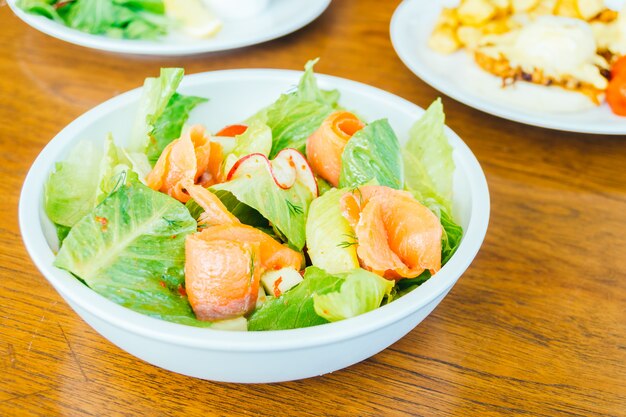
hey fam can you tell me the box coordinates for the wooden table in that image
[1,1,625,415]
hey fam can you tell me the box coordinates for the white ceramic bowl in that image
[19,69,490,383]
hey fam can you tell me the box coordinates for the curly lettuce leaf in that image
[257,59,339,157]
[146,92,208,165]
[313,268,393,322]
[129,68,184,153]
[54,175,209,327]
[339,119,404,190]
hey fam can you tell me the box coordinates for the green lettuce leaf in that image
[115,0,165,14]
[403,98,454,211]
[221,120,272,175]
[129,68,184,153]
[146,92,208,165]
[439,208,463,264]
[339,119,404,190]
[248,267,342,331]
[16,0,63,22]
[17,0,167,39]
[54,175,210,327]
[248,266,392,330]
[403,98,463,265]
[44,135,130,228]
[210,161,314,250]
[44,140,103,228]
[259,59,339,157]
[65,0,119,34]
[313,268,393,322]
[306,188,359,274]
[392,270,432,300]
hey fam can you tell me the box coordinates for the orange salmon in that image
[185,237,261,321]
[306,111,364,187]
[185,224,304,321]
[340,186,442,279]
[183,182,239,226]
[146,125,222,202]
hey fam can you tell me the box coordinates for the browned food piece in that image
[474,50,608,104]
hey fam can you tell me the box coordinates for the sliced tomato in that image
[611,56,626,79]
[215,124,248,137]
[606,74,626,116]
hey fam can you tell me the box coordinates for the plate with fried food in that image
[390,0,626,134]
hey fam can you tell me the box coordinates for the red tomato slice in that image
[215,124,248,137]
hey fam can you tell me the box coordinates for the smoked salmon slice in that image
[185,237,261,321]
[183,182,239,226]
[185,224,304,321]
[340,186,442,280]
[306,111,364,187]
[146,125,223,202]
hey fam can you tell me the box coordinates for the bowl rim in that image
[19,68,490,352]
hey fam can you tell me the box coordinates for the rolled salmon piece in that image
[184,224,304,321]
[306,111,364,187]
[340,185,443,279]
[185,237,261,321]
[146,125,213,203]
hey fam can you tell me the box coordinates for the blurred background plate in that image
[390,0,626,135]
[7,0,331,56]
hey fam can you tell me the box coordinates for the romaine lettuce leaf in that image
[16,0,63,22]
[259,59,339,157]
[439,208,463,264]
[248,266,392,330]
[44,140,103,228]
[339,119,404,190]
[17,0,168,39]
[248,267,342,331]
[403,99,463,265]
[221,120,272,175]
[403,98,454,211]
[129,68,184,153]
[54,175,209,327]
[44,135,129,228]
[146,92,208,165]
[313,268,393,322]
[306,188,359,274]
[115,0,165,14]
[65,0,118,34]
[210,162,314,250]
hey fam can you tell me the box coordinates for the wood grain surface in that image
[1,1,625,416]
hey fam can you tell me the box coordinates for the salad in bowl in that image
[41,60,465,332]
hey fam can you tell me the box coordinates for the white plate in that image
[19,68,489,382]
[390,0,626,135]
[7,0,331,56]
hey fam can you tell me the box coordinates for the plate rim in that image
[7,0,331,55]
[389,0,626,135]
